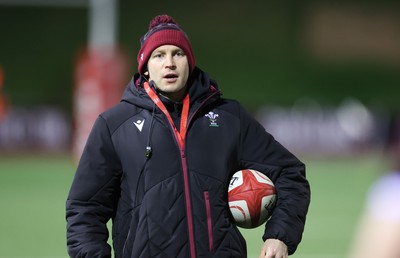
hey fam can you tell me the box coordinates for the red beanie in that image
[137,15,196,75]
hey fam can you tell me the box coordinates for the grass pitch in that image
[0,153,384,257]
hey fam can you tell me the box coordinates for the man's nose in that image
[165,55,176,68]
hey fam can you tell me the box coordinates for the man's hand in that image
[259,239,288,258]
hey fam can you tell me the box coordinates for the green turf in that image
[0,154,384,257]
[0,155,76,257]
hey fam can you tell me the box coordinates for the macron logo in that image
[133,119,145,132]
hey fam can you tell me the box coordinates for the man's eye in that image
[176,52,185,56]
[153,53,163,58]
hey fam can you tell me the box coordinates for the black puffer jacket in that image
[66,68,310,258]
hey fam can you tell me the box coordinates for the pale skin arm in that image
[259,239,288,258]
[348,172,400,258]
[348,214,400,258]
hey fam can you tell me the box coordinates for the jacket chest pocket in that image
[204,191,213,252]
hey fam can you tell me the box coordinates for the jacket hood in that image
[121,67,221,110]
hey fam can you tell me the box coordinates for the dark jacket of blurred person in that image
[66,14,310,258]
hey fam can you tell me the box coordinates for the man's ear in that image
[143,65,149,77]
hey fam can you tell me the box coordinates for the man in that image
[66,14,310,258]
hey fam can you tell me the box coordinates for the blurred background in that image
[0,0,399,257]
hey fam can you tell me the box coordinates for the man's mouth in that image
[163,73,178,83]
[164,73,178,79]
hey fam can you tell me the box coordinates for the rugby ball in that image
[228,169,276,228]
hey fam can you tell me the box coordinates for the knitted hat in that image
[137,15,196,75]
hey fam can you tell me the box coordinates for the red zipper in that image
[180,149,196,258]
[178,90,220,257]
[145,83,220,258]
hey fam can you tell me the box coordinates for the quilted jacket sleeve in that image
[66,116,122,258]
[237,103,310,255]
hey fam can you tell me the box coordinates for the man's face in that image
[147,45,190,101]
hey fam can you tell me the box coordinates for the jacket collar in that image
[122,67,221,110]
